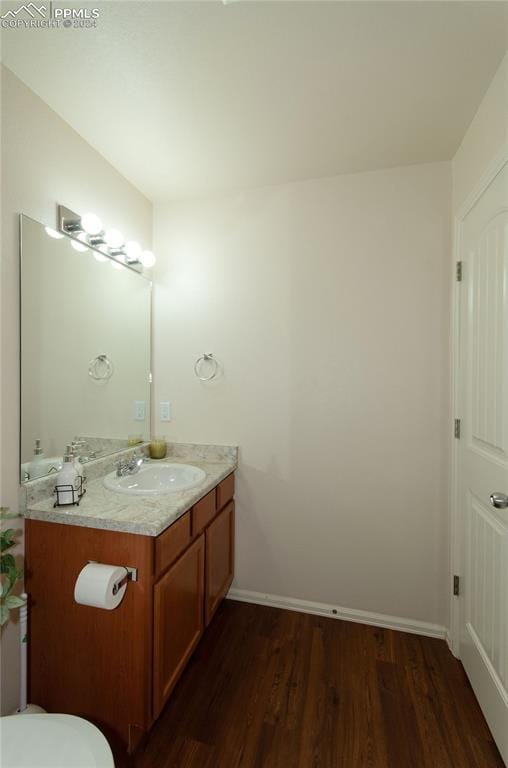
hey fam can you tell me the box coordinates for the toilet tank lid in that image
[0,713,115,768]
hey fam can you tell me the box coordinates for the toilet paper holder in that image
[88,562,137,595]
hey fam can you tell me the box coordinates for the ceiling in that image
[2,1,507,201]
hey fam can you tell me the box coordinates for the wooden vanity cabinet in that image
[205,501,235,625]
[153,534,205,717]
[25,522,154,754]
[25,472,235,754]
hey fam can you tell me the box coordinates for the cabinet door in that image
[205,501,235,626]
[153,535,205,717]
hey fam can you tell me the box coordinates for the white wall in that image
[153,161,452,629]
[0,66,152,714]
[453,52,508,211]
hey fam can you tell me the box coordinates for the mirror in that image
[20,215,151,482]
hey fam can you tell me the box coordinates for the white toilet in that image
[0,713,115,768]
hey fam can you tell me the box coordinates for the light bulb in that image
[104,228,124,249]
[140,250,156,268]
[71,233,88,252]
[45,227,64,239]
[81,212,103,236]
[125,240,142,262]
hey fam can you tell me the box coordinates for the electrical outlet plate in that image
[160,401,171,422]
[134,401,146,421]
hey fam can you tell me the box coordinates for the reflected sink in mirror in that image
[21,456,63,481]
[103,463,206,496]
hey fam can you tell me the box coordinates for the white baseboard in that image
[227,588,447,640]
[445,630,459,657]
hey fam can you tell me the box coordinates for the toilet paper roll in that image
[74,563,128,610]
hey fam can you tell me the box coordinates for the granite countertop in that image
[23,444,237,537]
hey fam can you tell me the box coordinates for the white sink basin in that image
[103,462,206,496]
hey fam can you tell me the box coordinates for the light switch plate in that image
[160,401,171,422]
[134,401,146,421]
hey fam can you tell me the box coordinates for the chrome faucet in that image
[70,440,99,463]
[116,452,145,477]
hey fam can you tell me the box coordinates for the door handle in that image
[490,493,508,509]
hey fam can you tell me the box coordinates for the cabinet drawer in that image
[217,473,235,510]
[155,512,192,577]
[192,490,216,535]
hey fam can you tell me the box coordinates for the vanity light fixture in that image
[57,204,156,272]
[81,212,103,236]
[140,250,156,268]
[45,226,64,240]
[70,233,89,253]
[124,240,142,262]
[93,244,109,263]
[104,228,124,249]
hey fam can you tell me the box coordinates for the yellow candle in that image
[149,437,167,459]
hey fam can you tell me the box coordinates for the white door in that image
[458,161,508,764]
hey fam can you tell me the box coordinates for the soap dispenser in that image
[71,441,85,494]
[55,445,79,506]
[28,439,45,480]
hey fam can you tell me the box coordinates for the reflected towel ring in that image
[88,354,114,381]
[194,353,219,382]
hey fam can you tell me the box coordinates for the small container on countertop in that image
[149,437,167,460]
[55,445,80,506]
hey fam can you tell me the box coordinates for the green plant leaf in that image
[0,553,16,572]
[0,514,23,626]
[1,530,16,552]
[3,595,25,609]
[1,577,13,599]
[1,564,20,589]
[0,604,10,626]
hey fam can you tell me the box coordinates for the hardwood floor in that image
[127,600,503,768]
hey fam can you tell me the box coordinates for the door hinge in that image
[453,575,460,596]
[456,261,463,282]
[454,418,461,439]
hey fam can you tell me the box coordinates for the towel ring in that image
[88,354,114,381]
[194,353,219,382]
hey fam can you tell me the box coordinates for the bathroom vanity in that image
[23,446,236,753]
[18,214,239,753]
